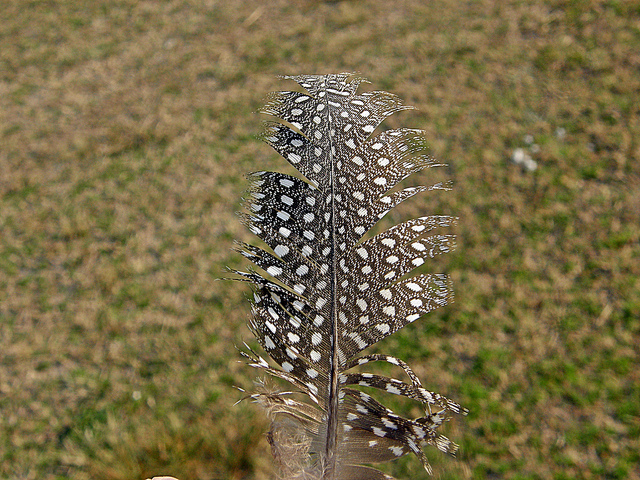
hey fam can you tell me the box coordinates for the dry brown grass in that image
[1,0,639,479]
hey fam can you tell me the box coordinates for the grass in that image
[1,0,639,479]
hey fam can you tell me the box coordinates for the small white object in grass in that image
[132,390,142,401]
[524,134,534,145]
[511,148,526,164]
[556,127,566,139]
[522,156,538,172]
[511,148,538,172]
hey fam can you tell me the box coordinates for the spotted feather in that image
[234,74,466,480]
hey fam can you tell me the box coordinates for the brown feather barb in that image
[234,73,467,479]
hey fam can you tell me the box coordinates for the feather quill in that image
[234,73,467,479]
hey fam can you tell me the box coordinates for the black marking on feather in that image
[234,73,466,480]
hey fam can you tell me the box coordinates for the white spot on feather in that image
[386,384,402,395]
[267,266,282,276]
[389,446,403,456]
[279,178,294,188]
[380,289,392,300]
[287,153,301,164]
[287,332,300,343]
[279,227,291,237]
[412,242,426,252]
[282,361,294,372]
[382,418,398,429]
[376,323,390,334]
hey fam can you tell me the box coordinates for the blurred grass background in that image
[1,0,639,479]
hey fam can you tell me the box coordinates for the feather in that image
[234,73,467,479]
